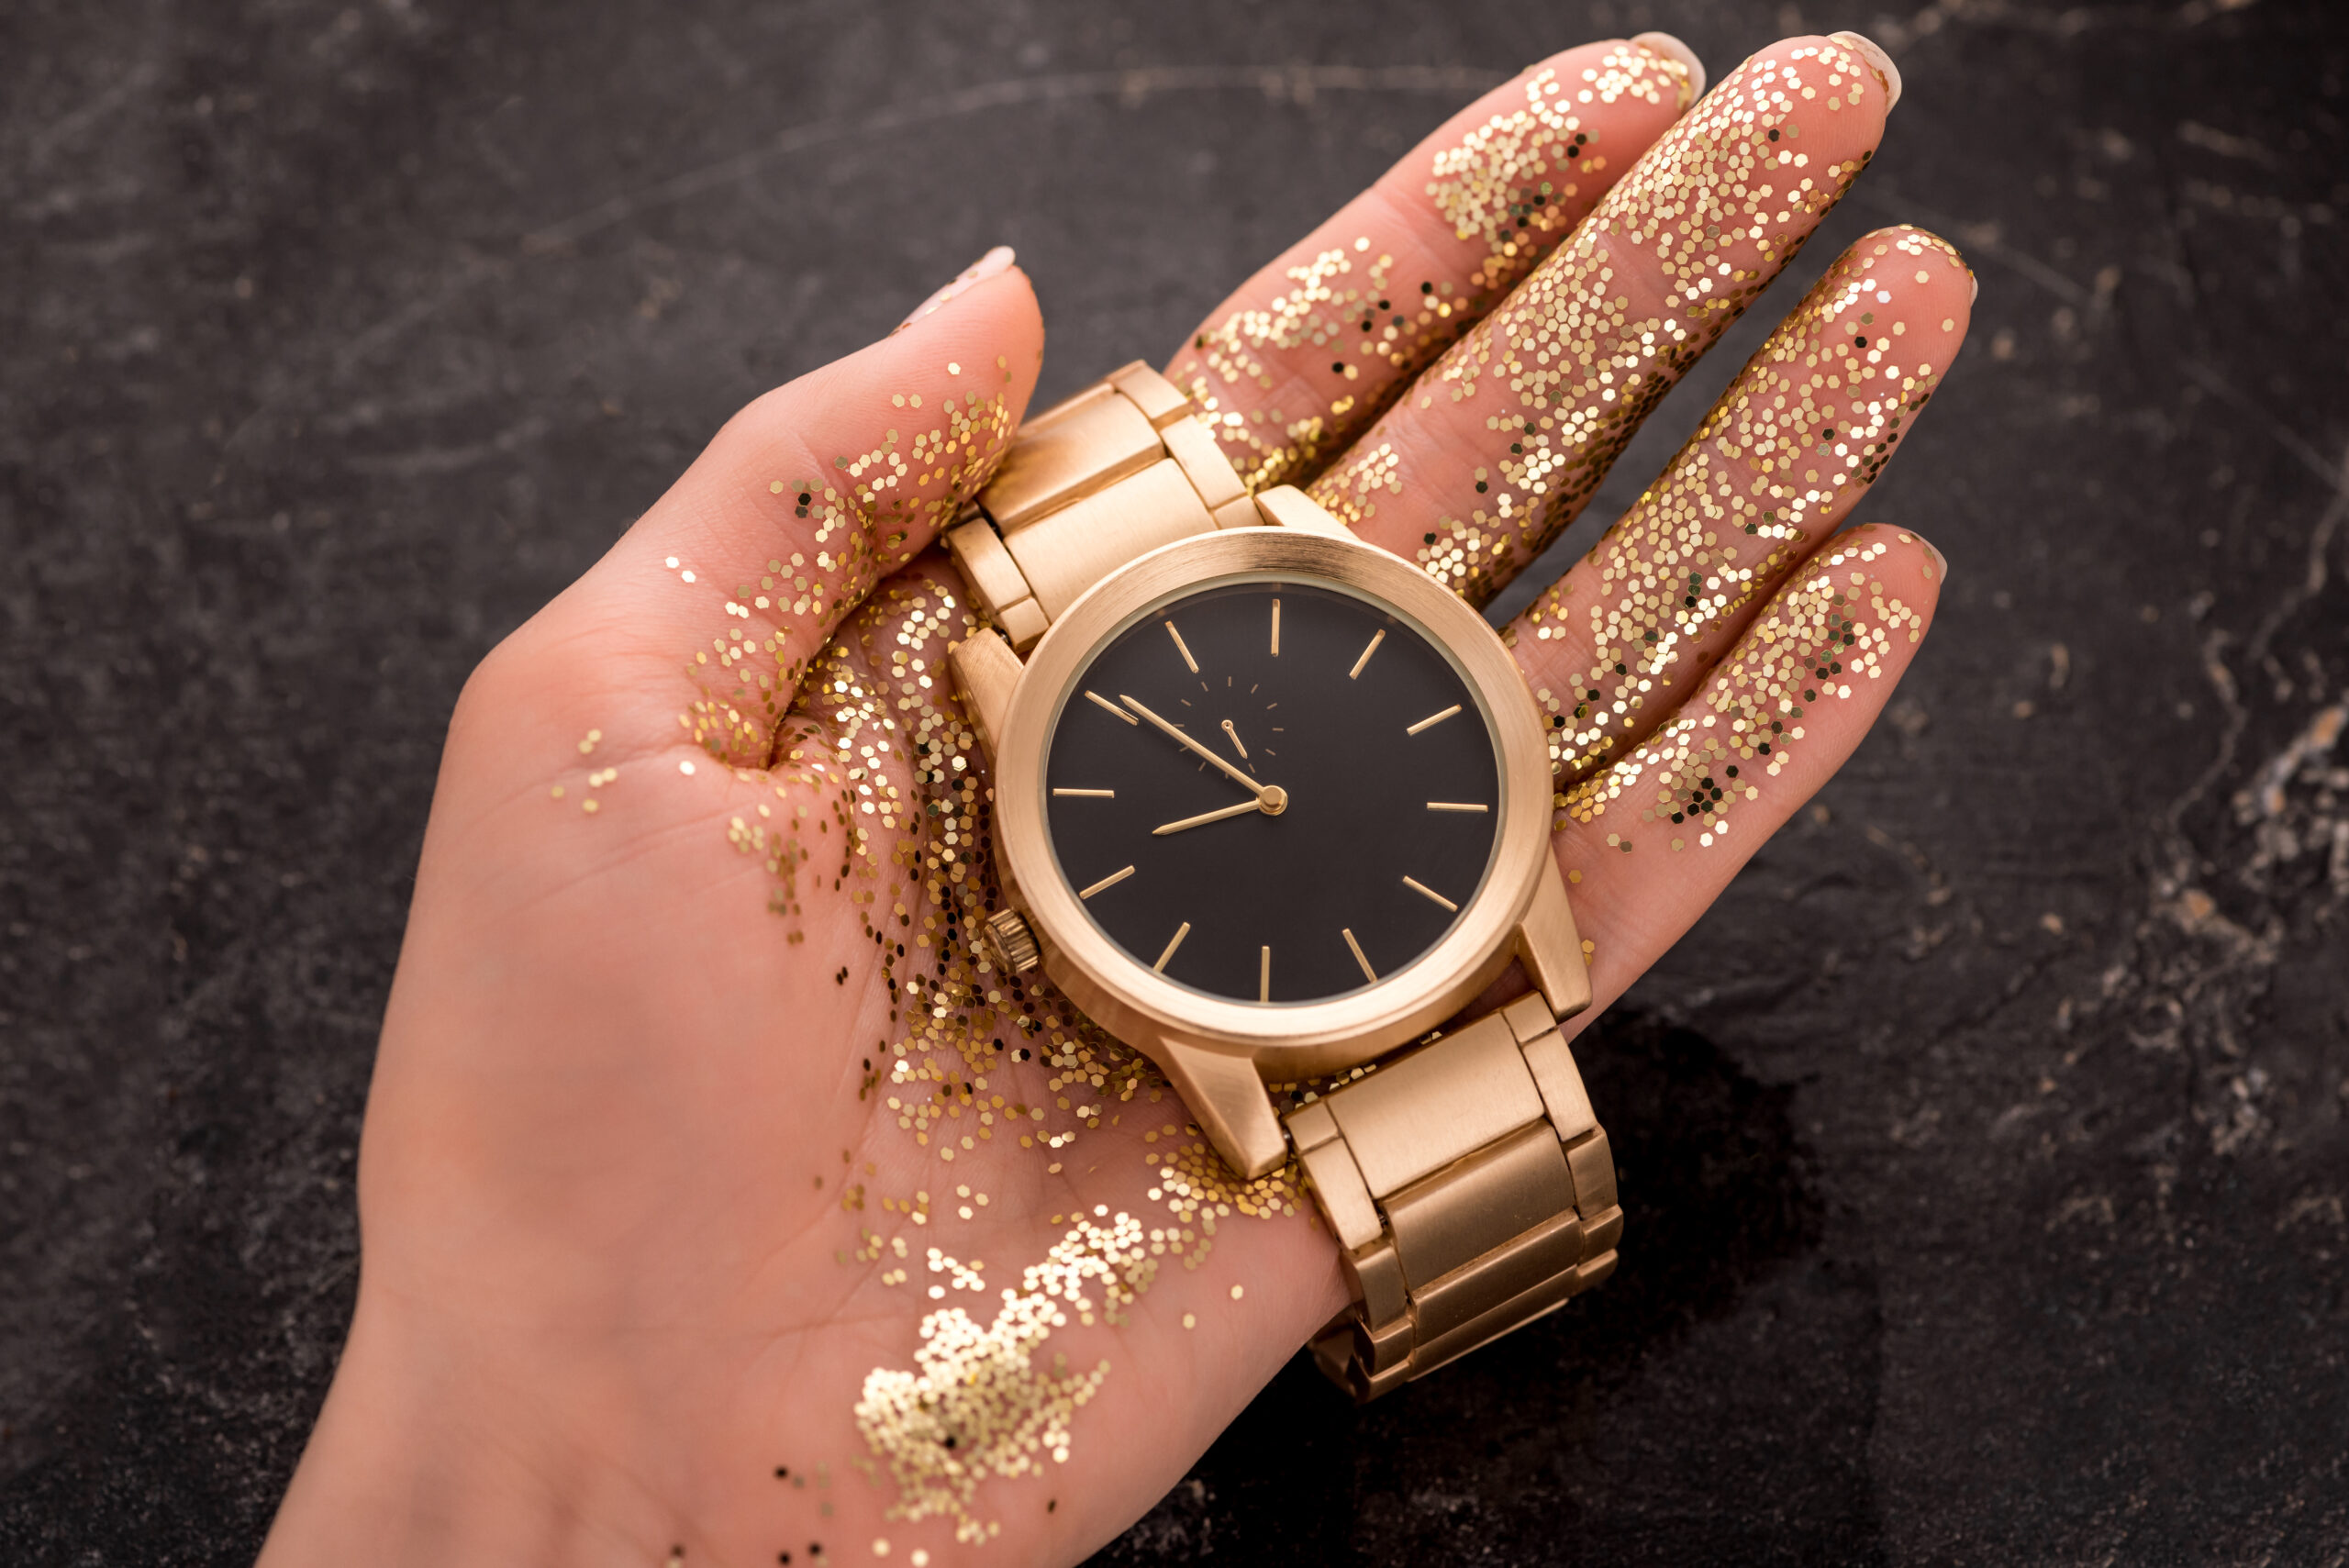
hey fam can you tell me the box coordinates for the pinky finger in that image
[1545,523,1946,1034]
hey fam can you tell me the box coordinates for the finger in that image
[498,252,1044,766]
[1548,523,1946,1029]
[1512,224,1973,783]
[1310,32,1904,608]
[1166,36,1701,493]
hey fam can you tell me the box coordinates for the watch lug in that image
[948,628,1022,756]
[1517,854,1594,1021]
[1155,1040,1287,1179]
[1252,484,1355,540]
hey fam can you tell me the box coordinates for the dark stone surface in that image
[5,0,2346,1560]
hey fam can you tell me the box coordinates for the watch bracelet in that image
[948,364,1620,1399]
[1286,991,1620,1401]
[943,361,1269,652]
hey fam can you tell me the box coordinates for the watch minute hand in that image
[1119,695,1264,797]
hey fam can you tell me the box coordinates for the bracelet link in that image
[982,381,1161,529]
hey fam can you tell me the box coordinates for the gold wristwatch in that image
[945,363,1620,1400]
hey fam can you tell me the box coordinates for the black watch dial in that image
[1041,577,1502,1005]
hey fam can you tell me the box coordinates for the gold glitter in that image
[1169,39,1692,494]
[1560,528,1929,843]
[1513,226,1969,782]
[1311,39,1893,606]
[673,381,1016,769]
[1430,44,1688,298]
[852,1211,1152,1542]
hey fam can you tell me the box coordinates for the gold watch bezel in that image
[990,525,1553,1081]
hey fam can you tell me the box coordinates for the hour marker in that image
[1053,788,1114,798]
[1426,801,1488,814]
[1164,620,1198,673]
[1152,921,1191,973]
[1342,928,1377,984]
[1270,598,1281,656]
[1348,628,1386,680]
[1086,690,1138,725]
[1406,704,1463,736]
[1079,865,1135,900]
[1259,945,1272,1003]
[1401,875,1458,912]
[1219,718,1249,760]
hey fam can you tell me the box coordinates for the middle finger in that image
[1309,33,1901,607]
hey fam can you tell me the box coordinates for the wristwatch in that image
[944,362,1621,1400]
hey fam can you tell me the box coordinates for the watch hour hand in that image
[1153,788,1288,835]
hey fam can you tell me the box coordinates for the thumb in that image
[487,249,1045,768]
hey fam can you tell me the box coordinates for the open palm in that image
[263,33,1971,1568]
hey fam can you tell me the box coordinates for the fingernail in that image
[1829,31,1901,113]
[1969,271,1979,306]
[1924,538,1951,584]
[1631,31,1706,109]
[896,245,1017,331]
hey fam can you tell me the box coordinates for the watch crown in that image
[983,908,1041,975]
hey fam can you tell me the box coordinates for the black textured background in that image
[6,1,2347,1562]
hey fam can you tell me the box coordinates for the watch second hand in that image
[1120,695,1266,799]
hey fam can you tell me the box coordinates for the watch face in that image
[1041,576,1503,1006]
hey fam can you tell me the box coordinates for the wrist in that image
[261,1293,660,1567]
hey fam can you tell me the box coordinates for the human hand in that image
[262,31,1971,1567]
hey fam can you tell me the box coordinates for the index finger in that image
[1165,35,1702,494]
